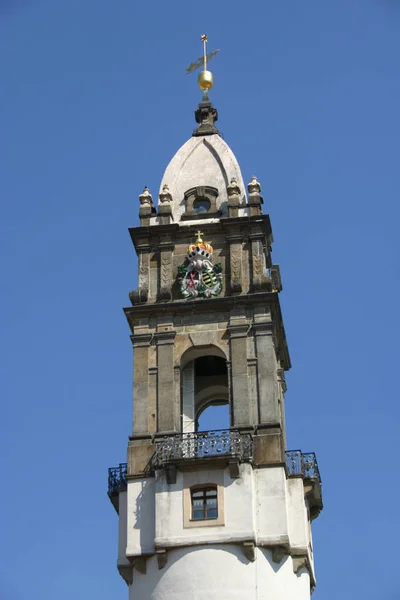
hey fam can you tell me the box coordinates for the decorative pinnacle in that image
[158,183,172,205]
[139,186,153,206]
[247,176,261,195]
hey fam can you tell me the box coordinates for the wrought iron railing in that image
[153,429,253,467]
[107,444,322,496]
[108,462,127,496]
[285,450,321,484]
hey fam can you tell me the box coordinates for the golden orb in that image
[198,70,213,91]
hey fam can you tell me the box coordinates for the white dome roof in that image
[156,134,248,224]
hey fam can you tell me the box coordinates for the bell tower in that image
[108,37,323,599]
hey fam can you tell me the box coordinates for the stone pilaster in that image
[227,322,250,427]
[154,331,177,432]
[148,366,158,434]
[253,322,280,426]
[227,224,243,294]
[249,233,265,291]
[130,333,152,434]
[159,237,174,301]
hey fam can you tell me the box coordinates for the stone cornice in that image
[128,215,272,249]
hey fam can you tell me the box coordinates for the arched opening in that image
[181,351,230,433]
[197,404,230,432]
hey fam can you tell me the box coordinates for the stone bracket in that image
[156,549,168,570]
[243,542,256,562]
[129,288,148,304]
[271,545,287,564]
[130,333,153,347]
[292,556,308,574]
[165,464,177,485]
[154,331,176,345]
[227,323,249,339]
[228,459,240,479]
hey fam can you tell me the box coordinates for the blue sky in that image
[2,1,400,599]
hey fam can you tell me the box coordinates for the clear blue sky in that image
[2,1,400,599]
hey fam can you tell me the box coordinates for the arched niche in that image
[181,349,230,433]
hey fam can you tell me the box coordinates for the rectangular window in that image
[191,487,218,521]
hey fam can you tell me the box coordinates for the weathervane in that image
[186,34,219,98]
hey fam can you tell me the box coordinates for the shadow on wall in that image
[134,479,155,549]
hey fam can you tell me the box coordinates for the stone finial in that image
[139,186,156,225]
[247,176,263,215]
[139,186,153,207]
[227,177,241,198]
[158,183,173,205]
[227,177,242,218]
[158,183,173,224]
[247,176,261,195]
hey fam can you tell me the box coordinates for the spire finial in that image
[186,35,220,100]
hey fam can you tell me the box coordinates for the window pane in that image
[206,508,218,519]
[192,510,204,520]
[206,498,217,509]
[192,499,204,510]
[192,491,203,498]
[206,489,217,497]
[193,199,211,214]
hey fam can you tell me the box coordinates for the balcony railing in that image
[153,429,253,467]
[108,462,127,497]
[285,450,321,483]
[107,442,322,505]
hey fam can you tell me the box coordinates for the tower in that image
[108,39,323,599]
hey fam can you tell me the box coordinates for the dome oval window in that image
[193,198,211,214]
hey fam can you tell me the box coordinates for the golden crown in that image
[187,231,213,257]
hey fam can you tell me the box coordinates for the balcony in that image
[285,450,323,519]
[107,439,322,515]
[153,429,253,481]
[154,429,252,466]
[108,463,127,511]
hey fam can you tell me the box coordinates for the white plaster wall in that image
[287,479,314,577]
[256,466,289,546]
[157,134,249,224]
[123,466,316,589]
[126,478,156,556]
[155,465,255,547]
[129,546,310,600]
[117,491,130,566]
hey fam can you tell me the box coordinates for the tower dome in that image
[148,96,249,225]
[158,131,248,223]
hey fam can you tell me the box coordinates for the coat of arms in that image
[178,231,222,298]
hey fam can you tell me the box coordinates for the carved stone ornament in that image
[139,186,153,206]
[247,176,261,195]
[193,100,219,137]
[178,231,222,299]
[158,183,172,205]
[227,177,241,199]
